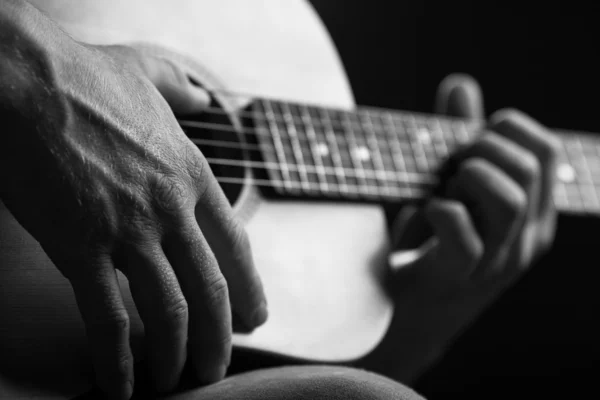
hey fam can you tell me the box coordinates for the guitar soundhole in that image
[180,99,246,207]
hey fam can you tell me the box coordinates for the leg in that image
[163,366,425,400]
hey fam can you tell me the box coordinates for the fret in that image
[318,107,350,194]
[384,112,415,197]
[280,101,312,193]
[299,104,329,193]
[427,117,451,160]
[564,182,585,211]
[362,111,394,196]
[403,115,430,173]
[579,184,600,211]
[327,111,359,188]
[342,111,377,197]
[262,99,294,192]
[553,182,569,209]
[252,100,284,192]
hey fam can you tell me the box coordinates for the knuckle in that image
[502,186,528,218]
[227,222,252,263]
[516,152,541,184]
[457,157,486,178]
[150,174,191,216]
[88,308,130,336]
[539,134,560,163]
[161,58,189,87]
[109,309,131,332]
[162,296,189,326]
[444,199,469,218]
[464,239,484,265]
[204,273,229,310]
[489,107,522,127]
[184,147,210,197]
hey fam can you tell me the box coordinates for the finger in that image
[192,160,268,330]
[435,74,485,119]
[145,56,211,115]
[460,133,541,221]
[163,210,232,384]
[424,198,483,282]
[447,158,527,277]
[115,243,188,393]
[70,256,134,400]
[488,109,560,221]
[391,204,434,249]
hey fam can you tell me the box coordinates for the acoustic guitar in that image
[1,1,598,398]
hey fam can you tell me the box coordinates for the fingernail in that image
[251,302,268,327]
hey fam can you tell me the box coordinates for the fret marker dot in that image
[416,128,432,144]
[353,146,371,162]
[315,143,329,157]
[557,163,576,183]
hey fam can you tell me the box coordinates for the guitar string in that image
[185,87,482,128]
[186,122,596,206]
[210,175,432,198]
[187,92,598,158]
[180,117,600,188]
[186,132,439,184]
[178,116,461,146]
[181,112,600,178]
[202,153,436,184]
[177,104,476,139]
[177,89,595,208]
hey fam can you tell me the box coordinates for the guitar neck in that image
[247,97,600,215]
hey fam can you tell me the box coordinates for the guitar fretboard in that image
[250,98,600,215]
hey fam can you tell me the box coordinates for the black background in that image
[308,2,600,398]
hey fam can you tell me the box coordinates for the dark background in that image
[308,1,600,399]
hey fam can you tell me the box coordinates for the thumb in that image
[143,56,211,115]
[388,204,438,283]
[434,73,485,119]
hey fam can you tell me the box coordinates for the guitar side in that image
[0,1,393,399]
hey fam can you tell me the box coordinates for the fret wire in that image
[319,107,350,194]
[363,111,393,196]
[300,104,329,193]
[384,112,413,197]
[342,111,375,197]
[281,101,311,193]
[405,115,430,172]
[429,117,450,159]
[263,99,293,191]
[574,135,600,211]
[553,182,569,210]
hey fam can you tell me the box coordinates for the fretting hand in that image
[0,2,267,399]
[364,74,559,382]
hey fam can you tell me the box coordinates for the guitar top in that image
[2,1,600,399]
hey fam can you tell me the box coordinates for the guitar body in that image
[0,1,393,398]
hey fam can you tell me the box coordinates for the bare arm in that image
[0,2,267,399]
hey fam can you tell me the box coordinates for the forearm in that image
[358,268,508,385]
[0,0,76,188]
